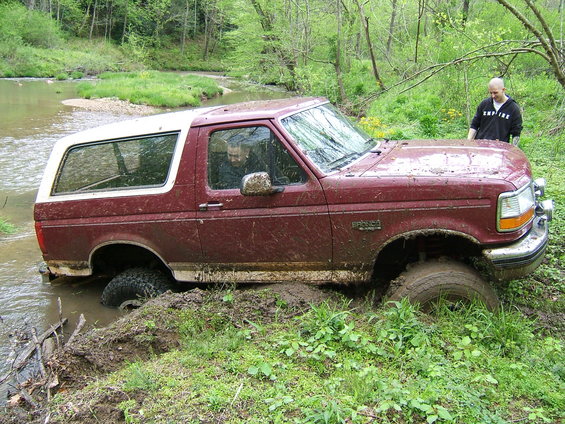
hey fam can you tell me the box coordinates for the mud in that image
[0,284,339,423]
[48,284,336,388]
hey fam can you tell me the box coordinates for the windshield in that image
[281,103,377,173]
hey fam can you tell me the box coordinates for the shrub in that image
[0,2,65,49]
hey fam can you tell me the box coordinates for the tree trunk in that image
[121,2,128,44]
[415,0,425,63]
[89,0,98,40]
[386,0,398,57]
[181,0,190,53]
[203,13,210,60]
[354,0,386,90]
[462,0,470,24]
[335,0,347,103]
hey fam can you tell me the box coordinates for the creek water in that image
[0,77,291,389]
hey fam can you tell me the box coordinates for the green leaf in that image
[427,414,438,423]
[247,366,258,376]
[260,362,272,376]
[436,406,453,420]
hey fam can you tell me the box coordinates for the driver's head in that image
[227,135,251,167]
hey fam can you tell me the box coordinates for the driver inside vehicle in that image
[217,133,265,189]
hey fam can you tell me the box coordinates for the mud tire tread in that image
[101,268,173,307]
[386,259,499,311]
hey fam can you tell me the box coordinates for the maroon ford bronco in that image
[34,97,553,308]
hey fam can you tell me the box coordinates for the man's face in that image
[489,85,506,103]
[227,145,249,167]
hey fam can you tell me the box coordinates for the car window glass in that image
[281,104,375,173]
[207,126,306,190]
[52,132,178,194]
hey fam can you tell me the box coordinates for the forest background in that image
[0,0,564,423]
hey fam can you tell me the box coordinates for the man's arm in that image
[509,103,523,145]
[469,100,485,140]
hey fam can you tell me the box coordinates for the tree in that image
[495,0,565,90]
[354,0,385,90]
[248,0,298,89]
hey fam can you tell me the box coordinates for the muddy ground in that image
[0,283,347,423]
[1,281,563,423]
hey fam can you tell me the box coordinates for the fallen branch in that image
[31,328,46,380]
[0,319,68,384]
[65,314,86,347]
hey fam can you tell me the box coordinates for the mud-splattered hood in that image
[344,139,531,186]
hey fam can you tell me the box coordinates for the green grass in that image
[76,70,223,107]
[0,37,141,78]
[49,297,564,423]
[0,217,16,235]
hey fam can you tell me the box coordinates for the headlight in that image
[497,182,535,232]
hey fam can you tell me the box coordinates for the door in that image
[194,121,332,283]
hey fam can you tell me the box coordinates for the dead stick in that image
[31,328,46,379]
[0,319,67,384]
[19,389,38,408]
[57,298,64,338]
[65,314,86,347]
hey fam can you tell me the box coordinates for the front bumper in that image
[483,215,550,281]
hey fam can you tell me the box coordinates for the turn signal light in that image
[499,208,534,231]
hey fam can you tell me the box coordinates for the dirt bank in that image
[1,284,340,423]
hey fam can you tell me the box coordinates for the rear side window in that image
[52,132,178,195]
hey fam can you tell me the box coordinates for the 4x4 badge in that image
[352,220,382,231]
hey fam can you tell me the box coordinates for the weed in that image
[247,361,278,380]
[118,399,138,424]
[123,362,158,391]
[0,217,16,235]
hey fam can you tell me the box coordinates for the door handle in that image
[199,202,223,211]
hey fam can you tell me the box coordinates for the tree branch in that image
[495,0,565,88]
[362,46,552,104]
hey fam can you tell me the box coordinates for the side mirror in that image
[241,172,284,196]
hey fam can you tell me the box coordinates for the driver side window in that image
[207,126,306,190]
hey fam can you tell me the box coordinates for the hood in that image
[344,139,531,185]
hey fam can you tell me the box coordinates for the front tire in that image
[101,268,173,307]
[386,259,499,311]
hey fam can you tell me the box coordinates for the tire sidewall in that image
[101,268,172,307]
[387,260,499,311]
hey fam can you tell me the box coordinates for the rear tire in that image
[386,259,499,311]
[101,268,173,307]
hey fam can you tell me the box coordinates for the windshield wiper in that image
[327,152,362,170]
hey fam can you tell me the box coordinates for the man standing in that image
[467,77,522,145]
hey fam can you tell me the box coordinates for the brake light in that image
[35,221,47,254]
